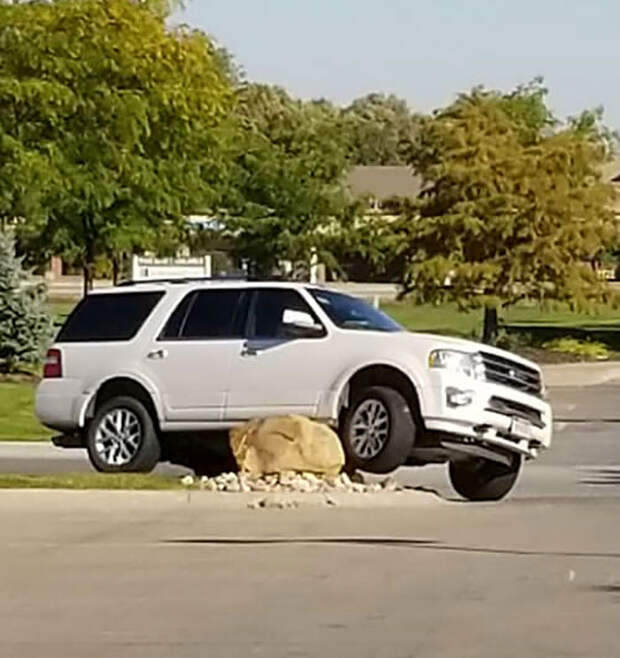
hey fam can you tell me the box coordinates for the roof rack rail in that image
[116,275,317,288]
[117,275,247,287]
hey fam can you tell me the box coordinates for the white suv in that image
[36,280,552,500]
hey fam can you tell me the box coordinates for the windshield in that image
[309,288,403,333]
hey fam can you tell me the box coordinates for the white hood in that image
[403,331,542,372]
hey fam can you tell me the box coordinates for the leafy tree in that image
[221,84,352,276]
[0,0,233,294]
[394,82,618,342]
[343,93,421,165]
[0,231,53,373]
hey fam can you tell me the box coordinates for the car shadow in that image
[161,432,237,476]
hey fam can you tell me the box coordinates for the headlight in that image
[428,349,485,380]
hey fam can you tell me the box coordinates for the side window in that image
[250,289,323,339]
[57,292,164,343]
[161,290,247,340]
[159,292,195,340]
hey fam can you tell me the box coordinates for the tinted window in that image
[309,289,402,333]
[57,292,164,342]
[251,289,321,339]
[159,292,196,340]
[179,290,246,339]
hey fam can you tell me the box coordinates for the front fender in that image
[325,357,430,421]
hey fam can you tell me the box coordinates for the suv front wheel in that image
[340,386,416,474]
[448,453,522,501]
[86,396,161,473]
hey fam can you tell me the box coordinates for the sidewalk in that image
[541,361,620,388]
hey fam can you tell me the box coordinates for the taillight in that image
[43,349,62,378]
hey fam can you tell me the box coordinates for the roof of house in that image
[348,158,620,199]
[346,165,423,200]
[602,158,620,183]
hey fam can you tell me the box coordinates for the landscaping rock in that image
[381,476,402,492]
[229,415,345,476]
[185,471,404,498]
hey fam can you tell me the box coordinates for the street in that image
[0,380,618,658]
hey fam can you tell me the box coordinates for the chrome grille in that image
[480,352,542,396]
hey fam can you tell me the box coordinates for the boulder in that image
[230,415,345,477]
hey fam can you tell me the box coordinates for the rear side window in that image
[159,292,195,340]
[57,292,164,343]
[161,290,248,340]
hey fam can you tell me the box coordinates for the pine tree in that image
[0,231,53,373]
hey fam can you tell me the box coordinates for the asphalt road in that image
[1,382,618,658]
[1,488,619,658]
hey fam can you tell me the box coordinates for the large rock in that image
[229,415,345,476]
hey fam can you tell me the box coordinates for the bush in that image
[495,329,535,351]
[0,231,54,373]
[542,337,609,361]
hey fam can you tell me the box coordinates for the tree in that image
[343,93,421,165]
[221,84,353,276]
[393,82,618,343]
[0,0,233,294]
[0,231,53,373]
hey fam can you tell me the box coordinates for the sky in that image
[177,0,620,129]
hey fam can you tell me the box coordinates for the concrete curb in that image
[0,488,444,510]
[542,362,620,388]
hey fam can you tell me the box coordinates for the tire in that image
[86,396,161,473]
[448,454,522,501]
[340,386,416,474]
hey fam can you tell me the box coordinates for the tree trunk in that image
[112,255,120,286]
[82,241,95,297]
[82,264,92,297]
[482,306,498,345]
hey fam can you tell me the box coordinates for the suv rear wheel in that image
[448,454,522,501]
[86,396,161,473]
[340,386,416,474]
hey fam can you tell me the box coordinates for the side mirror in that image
[281,309,325,338]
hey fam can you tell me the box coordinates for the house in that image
[602,158,620,217]
[346,165,423,212]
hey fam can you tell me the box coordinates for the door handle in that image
[241,344,262,357]
[147,349,168,360]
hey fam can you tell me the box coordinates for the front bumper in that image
[422,372,552,460]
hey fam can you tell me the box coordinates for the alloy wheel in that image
[350,398,390,459]
[94,408,142,467]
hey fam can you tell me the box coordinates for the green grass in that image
[382,299,620,344]
[47,296,78,323]
[0,473,183,490]
[381,301,481,338]
[0,382,54,442]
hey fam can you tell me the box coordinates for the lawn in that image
[0,381,54,442]
[0,473,182,489]
[381,299,620,348]
[48,296,78,323]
